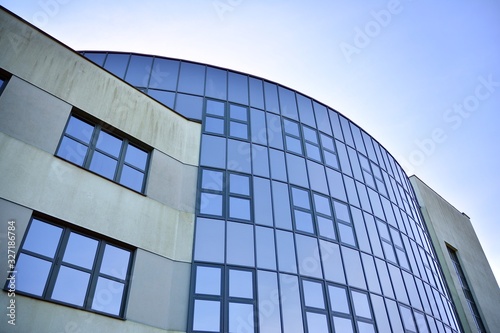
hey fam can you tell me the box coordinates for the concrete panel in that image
[127,249,191,331]
[0,76,71,154]
[0,10,201,167]
[0,293,184,333]
[147,149,198,214]
[0,132,195,263]
[410,176,500,333]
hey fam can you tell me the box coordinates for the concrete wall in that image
[0,8,200,333]
[410,176,500,333]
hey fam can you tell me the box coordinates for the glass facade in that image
[83,51,461,333]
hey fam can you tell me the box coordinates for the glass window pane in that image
[89,151,117,180]
[195,266,221,295]
[252,144,269,177]
[306,312,329,333]
[205,117,224,136]
[62,232,98,269]
[276,230,297,273]
[124,144,148,170]
[15,253,51,296]
[313,194,331,216]
[194,218,225,263]
[286,153,309,188]
[317,216,336,240]
[375,258,395,298]
[338,223,356,246]
[296,234,322,278]
[57,137,88,166]
[272,181,292,230]
[124,55,153,87]
[229,174,249,195]
[342,246,367,289]
[305,143,321,160]
[249,77,264,109]
[333,316,354,333]
[333,201,350,223]
[320,240,345,284]
[120,165,144,192]
[206,99,225,116]
[103,53,129,78]
[361,253,381,293]
[65,116,94,143]
[250,108,267,145]
[297,94,315,127]
[200,192,223,216]
[326,168,347,202]
[229,303,254,333]
[351,291,372,319]
[386,299,404,333]
[269,148,287,181]
[84,52,106,66]
[227,139,251,174]
[358,322,376,333]
[202,169,223,191]
[23,219,63,258]
[51,266,90,306]
[303,126,318,143]
[324,151,339,169]
[303,280,325,309]
[278,86,298,120]
[229,121,248,139]
[266,112,283,149]
[400,305,417,332]
[351,208,370,253]
[193,300,220,332]
[100,244,130,280]
[229,197,251,220]
[328,285,350,314]
[175,93,203,120]
[205,67,227,100]
[264,82,279,114]
[149,58,179,90]
[279,274,304,333]
[257,271,281,333]
[91,277,124,316]
[229,270,253,299]
[388,264,410,304]
[200,134,226,169]
[370,294,392,333]
[283,119,300,136]
[96,131,122,157]
[177,62,205,95]
[344,176,360,207]
[227,222,254,267]
[294,210,314,234]
[228,72,249,104]
[329,111,344,140]
[256,226,276,270]
[147,89,175,108]
[307,160,329,194]
[291,187,310,209]
[313,101,332,135]
[285,136,302,154]
[253,177,273,227]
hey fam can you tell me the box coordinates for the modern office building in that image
[1,7,497,333]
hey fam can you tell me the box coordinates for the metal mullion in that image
[115,140,129,183]
[83,125,101,169]
[45,228,72,300]
[86,240,106,311]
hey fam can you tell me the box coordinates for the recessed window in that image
[7,217,133,318]
[56,114,150,193]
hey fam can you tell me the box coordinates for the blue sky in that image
[1,0,499,283]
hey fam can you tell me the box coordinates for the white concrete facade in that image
[410,175,500,333]
[0,8,200,333]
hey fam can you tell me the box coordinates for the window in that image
[0,69,11,95]
[6,217,133,318]
[56,114,150,193]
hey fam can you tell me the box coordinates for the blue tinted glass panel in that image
[65,116,94,143]
[329,110,344,140]
[264,82,279,113]
[205,67,227,100]
[250,108,267,145]
[278,86,298,120]
[333,201,350,223]
[313,193,331,216]
[266,113,283,149]
[386,299,404,333]
[206,99,225,116]
[279,274,304,333]
[256,226,276,269]
[272,181,292,230]
[228,72,248,104]
[177,62,205,95]
[202,169,223,191]
[286,153,308,188]
[91,277,124,315]
[124,144,148,170]
[303,126,318,143]
[276,231,297,273]
[89,151,117,180]
[368,188,385,220]
[252,144,269,178]
[350,124,367,155]
[227,139,251,174]
[229,197,251,220]
[364,213,383,257]
[257,271,282,333]
[320,134,335,152]
[269,149,287,181]
[195,266,221,295]
[23,219,62,258]
[249,77,265,109]
[193,300,220,332]
[400,305,417,332]
[320,240,345,283]
[149,58,179,90]
[283,119,300,136]
[303,280,325,308]
[336,141,352,176]
[339,115,355,147]
[200,193,223,216]
[313,101,332,135]
[376,258,395,298]
[291,187,310,209]
[307,160,328,194]
[229,303,254,332]
[229,121,248,139]
[348,148,363,181]
[227,222,254,266]
[333,316,354,333]
[294,210,314,233]
[229,174,249,195]
[324,151,339,169]
[363,132,378,162]
[370,294,392,333]
[317,216,336,240]
[16,253,51,296]
[57,138,87,165]
[103,53,129,78]
[285,136,302,154]
[51,266,90,306]
[328,285,350,314]
[326,168,347,202]
[96,131,122,157]
[124,55,153,87]
[342,246,367,289]
[84,52,106,66]
[175,93,203,120]
[230,104,247,121]
[148,89,175,108]
[229,270,253,299]
[62,232,98,269]
[361,253,381,293]
[338,224,356,246]
[120,165,144,192]
[351,207,370,253]
[388,264,410,304]
[306,312,329,333]
[357,182,372,213]
[358,322,376,333]
[253,177,273,226]
[351,291,372,319]
[100,245,130,279]
[296,94,315,127]
[194,218,225,263]
[200,135,226,168]
[305,143,321,161]
[296,234,322,278]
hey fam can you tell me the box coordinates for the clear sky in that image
[1,0,499,283]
